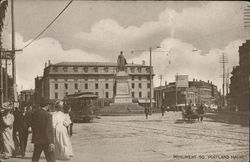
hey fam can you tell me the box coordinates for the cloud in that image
[75,1,248,58]
[75,18,168,52]
[3,33,107,91]
[128,38,244,90]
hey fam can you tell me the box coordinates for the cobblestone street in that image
[3,112,249,162]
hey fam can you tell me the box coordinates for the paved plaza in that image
[2,112,249,162]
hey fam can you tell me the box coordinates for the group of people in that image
[144,102,205,122]
[0,100,74,162]
[0,103,32,159]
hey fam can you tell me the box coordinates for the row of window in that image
[131,91,150,98]
[131,83,151,89]
[52,76,150,82]
[54,83,150,90]
[52,66,150,73]
[54,91,110,99]
[54,83,109,90]
[54,91,150,99]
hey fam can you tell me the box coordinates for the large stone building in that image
[154,79,220,108]
[230,40,250,112]
[35,61,154,105]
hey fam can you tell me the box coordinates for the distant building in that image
[18,89,35,106]
[230,40,250,112]
[154,79,220,108]
[35,61,154,105]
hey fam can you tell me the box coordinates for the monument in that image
[114,51,132,103]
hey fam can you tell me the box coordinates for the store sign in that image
[176,75,189,88]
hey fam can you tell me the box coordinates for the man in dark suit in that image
[31,101,55,162]
[15,106,32,157]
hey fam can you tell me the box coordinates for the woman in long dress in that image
[52,100,73,160]
[1,109,15,159]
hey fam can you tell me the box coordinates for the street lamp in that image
[131,47,170,114]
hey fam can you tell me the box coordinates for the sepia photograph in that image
[0,0,249,162]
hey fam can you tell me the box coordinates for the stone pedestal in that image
[114,71,132,103]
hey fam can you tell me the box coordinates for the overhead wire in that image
[21,0,73,50]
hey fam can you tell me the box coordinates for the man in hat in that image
[31,100,55,162]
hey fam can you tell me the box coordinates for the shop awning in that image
[138,99,156,103]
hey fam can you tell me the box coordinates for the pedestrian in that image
[1,105,15,159]
[52,100,73,160]
[16,106,31,157]
[64,105,73,137]
[31,100,55,162]
[144,106,149,119]
[198,104,205,122]
[186,102,192,120]
[161,105,165,117]
[0,108,4,155]
[13,107,21,156]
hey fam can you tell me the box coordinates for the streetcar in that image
[64,92,98,123]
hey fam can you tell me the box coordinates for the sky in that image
[1,0,250,92]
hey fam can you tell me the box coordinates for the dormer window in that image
[104,67,108,73]
[53,67,58,72]
[138,67,142,73]
[63,67,68,72]
[94,67,98,72]
[131,67,135,73]
[83,67,88,72]
[73,67,78,72]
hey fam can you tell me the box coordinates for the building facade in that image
[18,89,35,106]
[154,79,220,108]
[35,61,154,104]
[230,40,250,112]
[0,67,14,104]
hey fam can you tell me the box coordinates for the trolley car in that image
[64,92,98,123]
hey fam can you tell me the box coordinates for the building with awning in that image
[137,98,156,107]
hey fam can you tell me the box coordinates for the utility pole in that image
[149,47,152,114]
[175,74,178,106]
[159,74,163,107]
[0,49,3,105]
[5,57,8,101]
[219,52,228,107]
[226,68,229,95]
[11,0,17,102]
[131,47,170,113]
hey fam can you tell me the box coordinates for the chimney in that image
[48,60,51,66]
[142,60,145,66]
[45,62,47,68]
[165,81,167,86]
[193,78,195,82]
[207,80,209,83]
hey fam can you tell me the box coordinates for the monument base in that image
[114,96,132,103]
[114,71,132,104]
[99,103,144,115]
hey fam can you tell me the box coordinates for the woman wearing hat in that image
[1,104,15,159]
[52,100,73,160]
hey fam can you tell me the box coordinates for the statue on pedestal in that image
[117,51,127,71]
